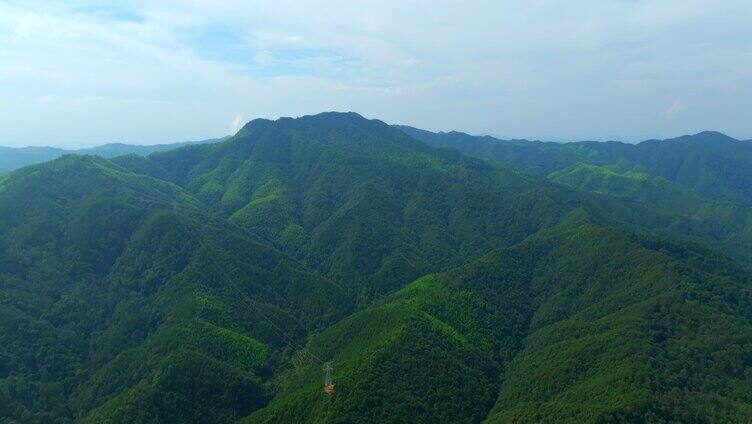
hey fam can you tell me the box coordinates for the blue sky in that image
[0,0,751,147]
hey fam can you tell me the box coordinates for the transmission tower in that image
[323,362,334,394]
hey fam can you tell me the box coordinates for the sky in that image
[0,0,751,148]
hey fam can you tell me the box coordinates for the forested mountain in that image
[248,211,752,423]
[0,137,227,173]
[0,155,347,422]
[1,113,751,423]
[113,113,591,302]
[399,126,752,265]
[397,126,752,205]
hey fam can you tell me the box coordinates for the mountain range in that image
[1,112,751,423]
[0,137,228,173]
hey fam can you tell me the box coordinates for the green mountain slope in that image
[117,112,751,301]
[246,211,752,423]
[547,163,752,263]
[399,126,752,264]
[487,215,752,422]
[0,155,347,423]
[116,113,593,302]
[398,126,752,205]
[2,113,751,423]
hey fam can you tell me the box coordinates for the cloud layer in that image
[1,0,751,147]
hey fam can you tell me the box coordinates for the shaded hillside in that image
[398,126,752,205]
[399,126,752,264]
[115,112,590,302]
[2,113,751,423]
[0,155,347,423]
[246,211,752,423]
[547,164,752,263]
[116,113,751,302]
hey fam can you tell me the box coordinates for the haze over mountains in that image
[1,112,751,423]
[3,124,749,182]
[0,137,228,173]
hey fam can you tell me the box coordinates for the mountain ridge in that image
[0,137,228,173]
[0,153,350,422]
[2,111,752,422]
[396,125,752,204]
[246,209,752,423]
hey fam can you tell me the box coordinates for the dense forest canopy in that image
[1,112,751,423]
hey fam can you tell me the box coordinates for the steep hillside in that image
[632,133,752,204]
[117,112,751,303]
[399,127,752,205]
[400,126,752,264]
[116,112,589,302]
[2,114,751,423]
[246,211,752,423]
[547,164,752,263]
[486,215,752,422]
[0,155,347,423]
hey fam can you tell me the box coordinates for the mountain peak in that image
[692,130,736,140]
[641,130,739,146]
[240,111,376,134]
[230,111,421,154]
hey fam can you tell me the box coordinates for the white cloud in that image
[252,50,273,66]
[229,114,244,134]
[666,100,686,119]
[0,0,751,147]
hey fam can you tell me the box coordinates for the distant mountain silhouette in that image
[0,137,228,172]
